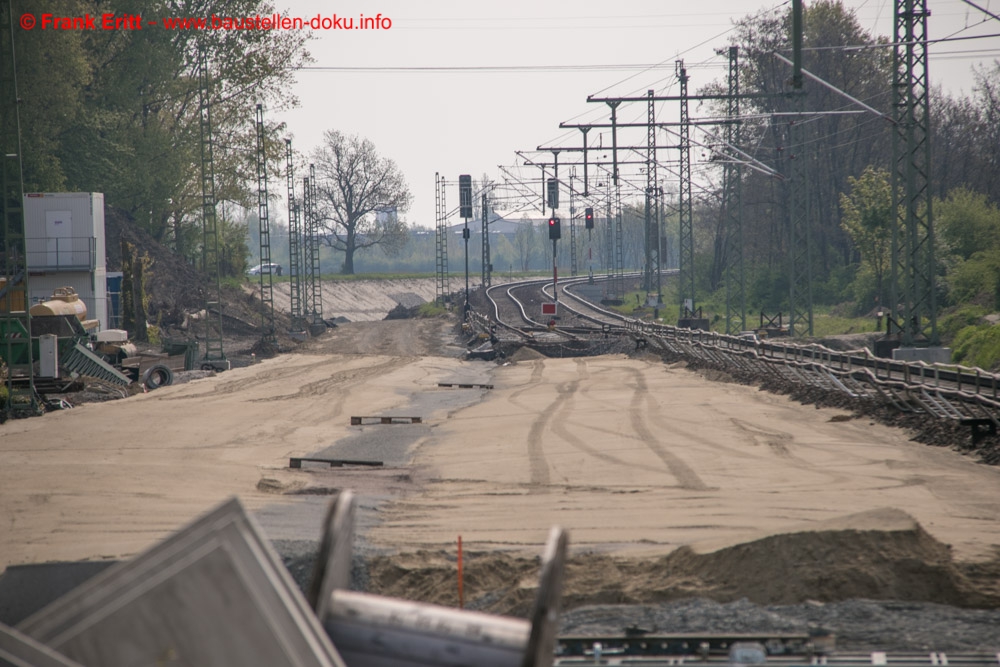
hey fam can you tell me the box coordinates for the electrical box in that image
[39,334,59,378]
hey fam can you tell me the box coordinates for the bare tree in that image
[312,130,412,274]
[514,215,537,271]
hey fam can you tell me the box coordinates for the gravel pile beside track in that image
[560,598,1000,652]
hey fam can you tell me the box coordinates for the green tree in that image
[840,167,893,310]
[14,0,310,261]
[936,188,1000,307]
[730,1,893,289]
[11,0,91,192]
[936,187,1000,262]
[311,130,411,275]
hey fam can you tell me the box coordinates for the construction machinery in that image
[1,286,184,410]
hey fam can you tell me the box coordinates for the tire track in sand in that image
[625,366,713,491]
[507,361,565,492]
[550,359,654,473]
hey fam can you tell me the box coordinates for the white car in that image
[248,262,282,276]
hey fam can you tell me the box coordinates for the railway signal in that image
[548,217,561,240]
[584,207,594,229]
[459,175,472,219]
[547,178,559,209]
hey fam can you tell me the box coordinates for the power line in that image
[792,30,1000,51]
[298,64,679,73]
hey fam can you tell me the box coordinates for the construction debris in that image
[6,493,568,667]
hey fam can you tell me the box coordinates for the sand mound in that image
[364,509,1000,616]
[508,345,546,362]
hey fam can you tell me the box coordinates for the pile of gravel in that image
[560,598,1000,652]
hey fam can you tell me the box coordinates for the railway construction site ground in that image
[2,282,1000,649]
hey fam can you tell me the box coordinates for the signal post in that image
[546,178,561,322]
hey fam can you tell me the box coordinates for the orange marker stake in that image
[457,535,464,609]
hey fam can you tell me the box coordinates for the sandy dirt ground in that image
[270,277,469,322]
[365,353,1000,562]
[3,318,1000,610]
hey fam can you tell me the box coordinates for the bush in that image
[417,302,448,318]
[945,250,1000,310]
[952,324,1000,370]
[939,305,988,344]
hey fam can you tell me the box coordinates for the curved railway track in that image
[485,272,654,337]
[474,273,1000,430]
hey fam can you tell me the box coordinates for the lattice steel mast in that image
[677,61,696,320]
[786,0,814,337]
[645,89,662,303]
[434,173,449,305]
[285,139,303,319]
[306,165,323,324]
[254,104,275,340]
[891,0,936,346]
[198,49,226,367]
[569,170,578,277]
[0,0,37,417]
[614,182,625,300]
[721,47,746,335]
[481,191,491,288]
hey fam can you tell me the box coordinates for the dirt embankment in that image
[360,508,1000,618]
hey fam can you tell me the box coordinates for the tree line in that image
[13,0,1000,357]
[684,1,1000,339]
[13,0,310,271]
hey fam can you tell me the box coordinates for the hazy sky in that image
[271,1,1000,230]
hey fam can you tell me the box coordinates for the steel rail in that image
[475,273,1000,427]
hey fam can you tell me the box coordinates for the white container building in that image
[23,192,107,331]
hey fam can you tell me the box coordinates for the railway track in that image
[473,274,1000,433]
[484,272,649,336]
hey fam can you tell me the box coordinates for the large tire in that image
[142,364,174,390]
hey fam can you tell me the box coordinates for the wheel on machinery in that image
[142,364,174,390]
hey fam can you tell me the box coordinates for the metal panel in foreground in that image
[0,622,82,667]
[321,526,567,667]
[326,591,530,667]
[17,498,344,667]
